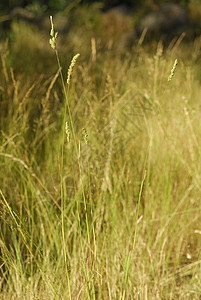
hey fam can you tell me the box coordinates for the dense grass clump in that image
[0,13,201,299]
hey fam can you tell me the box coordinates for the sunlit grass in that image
[0,14,201,299]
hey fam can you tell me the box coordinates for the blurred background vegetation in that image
[1,0,200,15]
[0,0,193,14]
[0,0,200,77]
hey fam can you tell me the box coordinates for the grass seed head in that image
[65,121,70,143]
[49,16,58,50]
[67,53,80,85]
[168,59,178,81]
[82,128,88,145]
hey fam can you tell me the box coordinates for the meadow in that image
[0,6,201,299]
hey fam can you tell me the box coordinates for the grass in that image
[0,10,201,299]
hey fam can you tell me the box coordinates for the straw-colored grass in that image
[0,13,201,299]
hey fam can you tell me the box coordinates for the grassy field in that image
[0,9,201,299]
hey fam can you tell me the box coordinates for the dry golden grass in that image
[0,12,201,299]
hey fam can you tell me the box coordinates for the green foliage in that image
[47,0,67,11]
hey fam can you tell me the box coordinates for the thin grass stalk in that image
[83,131,97,299]
[122,171,146,300]
[87,158,96,264]
[54,49,72,300]
[54,49,91,299]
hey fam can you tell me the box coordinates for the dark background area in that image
[0,0,191,14]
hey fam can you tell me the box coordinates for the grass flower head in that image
[67,53,80,85]
[49,16,58,50]
[168,59,178,81]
